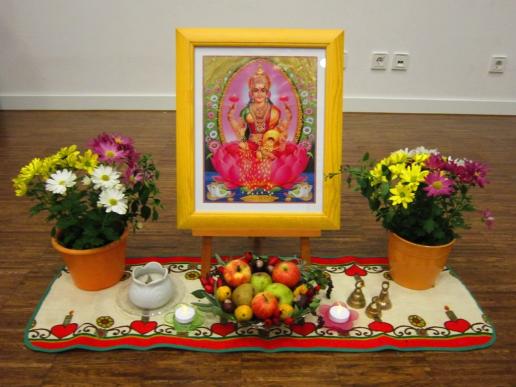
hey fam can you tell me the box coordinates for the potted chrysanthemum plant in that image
[12,133,162,290]
[330,146,493,290]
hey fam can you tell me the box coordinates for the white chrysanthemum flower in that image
[98,188,128,215]
[91,165,121,190]
[82,176,91,186]
[449,157,467,166]
[45,169,77,195]
[408,146,439,156]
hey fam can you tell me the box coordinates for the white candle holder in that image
[174,304,196,325]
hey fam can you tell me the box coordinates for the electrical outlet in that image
[392,53,409,70]
[371,52,388,70]
[489,56,506,73]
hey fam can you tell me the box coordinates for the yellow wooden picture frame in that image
[176,28,343,233]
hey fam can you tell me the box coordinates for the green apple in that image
[265,283,293,305]
[251,272,273,294]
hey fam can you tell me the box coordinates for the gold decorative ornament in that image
[347,278,366,309]
[365,296,382,320]
[240,195,278,203]
[377,281,392,310]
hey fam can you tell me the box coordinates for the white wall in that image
[1,0,515,114]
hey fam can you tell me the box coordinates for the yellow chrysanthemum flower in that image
[370,163,387,185]
[17,158,43,183]
[54,145,79,168]
[388,150,408,165]
[400,164,429,187]
[12,177,28,197]
[57,145,78,158]
[413,153,430,163]
[389,183,415,209]
[66,151,80,168]
[75,150,99,174]
[39,155,60,179]
[388,163,406,179]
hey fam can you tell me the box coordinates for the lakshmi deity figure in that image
[209,62,310,196]
[226,65,292,158]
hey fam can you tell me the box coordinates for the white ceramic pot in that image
[128,261,173,309]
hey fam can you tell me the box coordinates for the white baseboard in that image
[1,94,515,115]
[344,97,516,115]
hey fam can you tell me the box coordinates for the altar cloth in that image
[25,255,495,353]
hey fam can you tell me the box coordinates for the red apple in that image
[223,259,252,287]
[251,291,279,320]
[272,261,301,288]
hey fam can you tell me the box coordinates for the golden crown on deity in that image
[248,64,271,89]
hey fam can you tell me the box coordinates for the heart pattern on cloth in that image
[211,322,236,337]
[130,320,157,335]
[444,319,471,333]
[50,323,78,339]
[344,264,367,277]
[291,322,316,336]
[368,321,394,333]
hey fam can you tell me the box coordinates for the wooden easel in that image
[193,229,321,278]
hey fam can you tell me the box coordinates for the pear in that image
[231,283,254,306]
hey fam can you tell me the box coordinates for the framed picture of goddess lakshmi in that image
[176,29,343,232]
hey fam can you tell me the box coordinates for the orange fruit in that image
[293,284,308,298]
[278,304,294,320]
[234,305,253,322]
[216,285,232,302]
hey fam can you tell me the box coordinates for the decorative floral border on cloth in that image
[24,256,495,353]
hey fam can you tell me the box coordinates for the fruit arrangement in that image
[192,252,333,328]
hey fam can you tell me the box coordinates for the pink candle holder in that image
[319,302,359,333]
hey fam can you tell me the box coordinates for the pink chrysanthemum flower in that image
[463,160,489,187]
[481,209,495,230]
[94,141,127,163]
[423,172,454,197]
[425,153,446,170]
[112,133,133,147]
[123,166,144,185]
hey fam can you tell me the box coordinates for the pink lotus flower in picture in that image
[210,142,309,190]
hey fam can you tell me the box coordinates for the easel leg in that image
[253,237,263,255]
[300,237,311,265]
[201,236,212,278]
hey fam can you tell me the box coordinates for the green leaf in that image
[380,183,390,198]
[215,254,226,266]
[191,289,208,299]
[362,152,370,162]
[102,227,120,242]
[309,299,321,309]
[423,218,435,233]
[141,205,151,220]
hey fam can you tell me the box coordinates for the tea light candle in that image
[329,303,350,324]
[175,304,195,324]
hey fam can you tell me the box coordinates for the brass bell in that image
[365,296,382,320]
[347,278,366,309]
[377,281,392,310]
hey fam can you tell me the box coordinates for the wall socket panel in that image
[371,52,389,70]
[392,53,410,70]
[489,56,507,73]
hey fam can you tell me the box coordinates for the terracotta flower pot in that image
[387,232,455,290]
[51,228,128,291]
